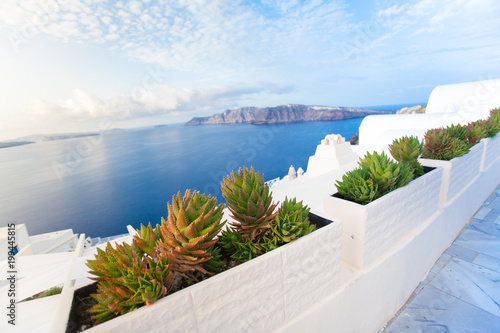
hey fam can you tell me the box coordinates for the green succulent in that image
[335,168,378,204]
[221,167,278,240]
[445,123,468,142]
[490,108,500,125]
[87,242,138,280]
[86,242,170,324]
[466,122,486,145]
[259,236,281,252]
[476,119,499,138]
[421,128,471,160]
[389,136,424,178]
[269,197,315,244]
[202,246,225,272]
[218,228,261,262]
[157,190,225,284]
[133,222,161,258]
[359,151,413,196]
[277,197,310,222]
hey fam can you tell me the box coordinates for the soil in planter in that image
[66,282,98,333]
[332,166,436,205]
[308,212,332,229]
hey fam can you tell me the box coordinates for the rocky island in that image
[185,104,395,126]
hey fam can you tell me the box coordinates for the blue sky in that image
[0,0,499,140]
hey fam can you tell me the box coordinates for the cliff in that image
[396,105,426,114]
[185,104,395,126]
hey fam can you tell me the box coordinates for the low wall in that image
[273,152,499,333]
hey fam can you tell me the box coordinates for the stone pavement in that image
[384,184,500,332]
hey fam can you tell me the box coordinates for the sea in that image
[0,104,421,238]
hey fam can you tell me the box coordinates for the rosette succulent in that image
[389,135,424,178]
[218,228,261,262]
[335,168,378,204]
[221,167,278,240]
[158,190,225,284]
[269,197,315,244]
[87,241,170,323]
[359,151,412,196]
[421,128,470,160]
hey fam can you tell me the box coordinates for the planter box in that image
[419,140,484,205]
[69,220,343,332]
[481,136,500,172]
[323,167,442,270]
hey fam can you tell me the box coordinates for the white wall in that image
[358,78,500,150]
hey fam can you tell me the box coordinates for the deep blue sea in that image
[0,116,396,238]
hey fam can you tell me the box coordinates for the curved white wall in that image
[358,78,500,150]
[358,113,454,148]
[426,79,500,121]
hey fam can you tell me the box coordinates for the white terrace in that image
[1,78,499,332]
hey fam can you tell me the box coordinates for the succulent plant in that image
[335,168,378,204]
[157,190,225,284]
[421,128,471,160]
[259,236,281,252]
[202,246,225,272]
[87,241,170,324]
[445,123,468,142]
[270,198,315,243]
[359,151,413,196]
[389,136,424,178]
[476,119,500,138]
[490,108,500,124]
[218,228,261,262]
[87,242,137,281]
[133,222,162,258]
[221,167,278,240]
[465,122,486,145]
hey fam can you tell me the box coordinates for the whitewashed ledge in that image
[271,150,500,332]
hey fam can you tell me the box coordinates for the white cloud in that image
[1,0,500,140]
[0,0,350,73]
[23,83,291,124]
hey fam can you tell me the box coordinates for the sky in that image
[0,0,499,141]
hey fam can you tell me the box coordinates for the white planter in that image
[419,140,484,205]
[73,221,343,333]
[323,167,442,270]
[481,136,500,172]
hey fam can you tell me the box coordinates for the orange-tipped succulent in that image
[221,166,278,240]
[158,189,225,283]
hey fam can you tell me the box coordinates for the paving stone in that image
[474,207,493,220]
[445,244,479,262]
[454,230,500,260]
[467,219,500,238]
[385,286,500,332]
[430,258,500,317]
[473,254,500,274]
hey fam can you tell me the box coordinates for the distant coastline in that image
[185,104,396,126]
[0,133,100,149]
[0,141,35,149]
